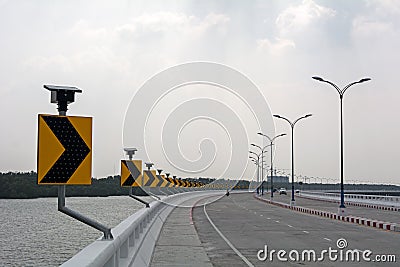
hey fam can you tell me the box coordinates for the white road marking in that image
[303,231,309,234]
[260,214,263,216]
[203,205,255,267]
[287,224,293,228]
[275,220,280,223]
[323,238,332,242]
[267,217,271,220]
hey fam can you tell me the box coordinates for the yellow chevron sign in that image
[136,170,149,186]
[174,178,182,187]
[120,160,142,187]
[160,175,168,187]
[37,114,92,185]
[167,177,175,188]
[150,170,159,187]
[143,170,159,187]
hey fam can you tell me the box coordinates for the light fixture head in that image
[312,76,324,82]
[359,78,371,83]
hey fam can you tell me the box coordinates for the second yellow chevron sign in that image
[120,160,142,187]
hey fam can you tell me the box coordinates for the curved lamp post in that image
[274,114,312,206]
[251,144,271,195]
[249,155,259,186]
[312,76,371,215]
[249,151,261,194]
[257,133,286,199]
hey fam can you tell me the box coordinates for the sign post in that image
[38,85,113,240]
[122,148,149,207]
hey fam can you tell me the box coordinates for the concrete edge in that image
[132,205,174,266]
[298,193,400,211]
[253,194,400,233]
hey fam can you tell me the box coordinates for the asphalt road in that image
[193,192,400,267]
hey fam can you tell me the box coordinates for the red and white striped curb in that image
[298,194,400,211]
[254,195,399,232]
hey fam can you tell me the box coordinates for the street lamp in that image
[312,76,371,215]
[274,114,312,206]
[258,132,286,199]
[249,155,260,193]
[251,143,270,195]
[249,151,262,194]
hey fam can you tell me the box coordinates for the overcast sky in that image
[1,0,399,185]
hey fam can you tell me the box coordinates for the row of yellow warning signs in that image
[36,114,247,189]
[121,160,204,188]
[121,160,248,189]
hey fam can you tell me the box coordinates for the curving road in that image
[192,192,400,267]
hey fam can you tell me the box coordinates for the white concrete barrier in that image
[301,191,400,208]
[61,190,224,267]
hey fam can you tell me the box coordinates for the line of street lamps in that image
[250,143,272,195]
[249,76,370,213]
[249,151,262,194]
[257,133,286,199]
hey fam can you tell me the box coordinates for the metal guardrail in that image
[61,191,223,267]
[301,191,400,207]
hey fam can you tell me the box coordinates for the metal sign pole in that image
[124,149,150,208]
[44,85,113,240]
[144,163,161,200]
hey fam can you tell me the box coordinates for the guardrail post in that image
[135,226,139,239]
[120,240,128,258]
[129,232,135,247]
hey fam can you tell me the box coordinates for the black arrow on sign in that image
[166,177,172,185]
[121,161,134,186]
[123,161,141,186]
[125,161,142,186]
[41,116,90,183]
[176,179,183,187]
[156,175,164,187]
[144,170,156,186]
[170,178,178,186]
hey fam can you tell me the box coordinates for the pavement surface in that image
[269,193,400,223]
[151,192,400,266]
[150,194,221,267]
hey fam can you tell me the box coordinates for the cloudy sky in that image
[1,0,399,185]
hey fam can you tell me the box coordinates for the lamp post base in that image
[290,200,296,207]
[338,207,346,216]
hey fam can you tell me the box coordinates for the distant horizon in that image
[1,170,399,187]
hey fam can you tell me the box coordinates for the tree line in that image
[0,172,145,199]
[0,171,229,199]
